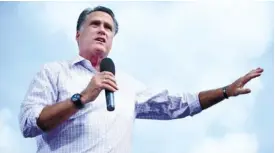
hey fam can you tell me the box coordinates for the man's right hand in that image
[81,71,118,104]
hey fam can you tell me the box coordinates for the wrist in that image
[80,93,89,104]
[222,86,229,99]
[71,93,84,109]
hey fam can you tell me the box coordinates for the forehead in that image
[86,11,114,25]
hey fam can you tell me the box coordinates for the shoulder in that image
[39,60,71,74]
[33,59,72,81]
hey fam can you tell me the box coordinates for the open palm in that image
[227,68,264,97]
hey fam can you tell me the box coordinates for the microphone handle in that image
[105,90,115,111]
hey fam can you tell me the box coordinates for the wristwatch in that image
[222,86,229,99]
[71,93,84,109]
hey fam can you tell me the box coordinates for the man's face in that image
[76,11,115,58]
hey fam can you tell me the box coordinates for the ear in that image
[76,31,80,41]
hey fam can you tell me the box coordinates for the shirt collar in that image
[70,55,86,67]
[69,55,97,72]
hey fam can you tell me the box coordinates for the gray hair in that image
[76,6,119,35]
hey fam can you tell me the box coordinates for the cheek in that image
[106,37,114,49]
[81,29,95,42]
[81,36,94,48]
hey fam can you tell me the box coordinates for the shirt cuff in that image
[187,93,202,116]
[31,105,45,134]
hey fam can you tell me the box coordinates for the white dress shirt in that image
[19,55,202,153]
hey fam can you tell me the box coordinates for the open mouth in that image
[95,37,106,43]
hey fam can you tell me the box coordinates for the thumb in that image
[237,88,251,95]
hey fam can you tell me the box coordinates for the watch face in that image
[71,93,83,109]
[72,94,81,102]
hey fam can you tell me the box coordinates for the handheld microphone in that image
[100,58,116,111]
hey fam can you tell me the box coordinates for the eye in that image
[105,23,113,31]
[90,21,100,27]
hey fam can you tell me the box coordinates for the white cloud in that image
[0,108,36,153]
[190,133,258,153]
[0,108,12,128]
[0,108,20,153]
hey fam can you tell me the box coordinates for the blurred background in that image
[0,1,273,153]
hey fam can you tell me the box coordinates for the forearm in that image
[37,99,79,132]
[135,88,202,120]
[198,86,228,110]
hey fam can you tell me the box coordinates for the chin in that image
[92,48,107,57]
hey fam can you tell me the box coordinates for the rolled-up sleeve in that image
[19,64,57,138]
[135,88,202,120]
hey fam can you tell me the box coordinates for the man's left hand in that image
[227,67,264,97]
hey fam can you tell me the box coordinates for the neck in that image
[79,52,104,71]
[90,56,101,71]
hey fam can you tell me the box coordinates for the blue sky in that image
[0,1,273,153]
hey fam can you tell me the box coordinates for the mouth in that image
[94,37,106,44]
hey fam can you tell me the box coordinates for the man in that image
[19,5,264,153]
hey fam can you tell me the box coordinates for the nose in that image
[98,24,106,36]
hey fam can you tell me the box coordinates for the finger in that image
[248,72,262,80]
[243,72,262,85]
[101,71,115,77]
[247,68,264,76]
[101,83,118,92]
[255,68,264,73]
[104,75,116,84]
[102,79,118,90]
[237,88,251,95]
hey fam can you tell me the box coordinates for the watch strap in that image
[222,86,229,99]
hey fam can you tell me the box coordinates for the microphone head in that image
[100,58,115,75]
